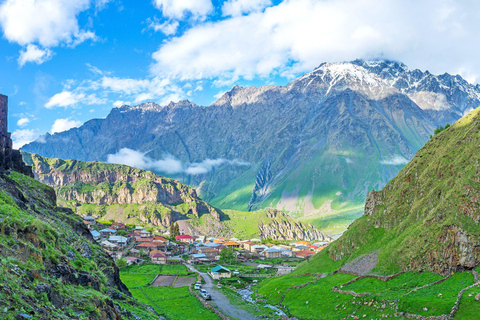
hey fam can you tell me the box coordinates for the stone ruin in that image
[0,94,33,177]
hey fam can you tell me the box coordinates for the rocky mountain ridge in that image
[22,60,480,232]
[25,153,330,241]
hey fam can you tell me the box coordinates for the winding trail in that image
[186,264,260,320]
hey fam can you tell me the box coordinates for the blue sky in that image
[1,0,480,148]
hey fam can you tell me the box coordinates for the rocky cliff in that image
[321,107,480,275]
[22,60,479,232]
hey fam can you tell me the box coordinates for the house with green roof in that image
[209,265,231,280]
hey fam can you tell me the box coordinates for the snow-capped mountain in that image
[22,60,480,232]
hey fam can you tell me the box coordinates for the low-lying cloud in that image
[107,148,250,175]
[380,155,410,166]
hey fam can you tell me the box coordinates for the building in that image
[90,230,101,241]
[224,241,240,248]
[83,216,97,230]
[154,236,168,242]
[296,250,315,259]
[190,253,207,264]
[149,250,167,264]
[111,222,126,230]
[293,245,310,252]
[263,247,283,259]
[296,241,311,247]
[140,229,151,238]
[251,244,268,254]
[175,234,195,244]
[198,247,219,259]
[242,241,255,251]
[100,228,116,237]
[136,242,158,252]
[125,257,141,266]
[210,265,231,280]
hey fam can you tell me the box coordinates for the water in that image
[237,285,288,318]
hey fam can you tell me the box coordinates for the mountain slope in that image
[298,106,480,275]
[25,153,331,241]
[22,60,480,232]
[0,168,157,319]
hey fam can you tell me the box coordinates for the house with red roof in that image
[175,234,195,244]
[296,250,315,258]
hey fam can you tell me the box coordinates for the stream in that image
[237,285,288,318]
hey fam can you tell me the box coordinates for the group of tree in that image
[169,222,180,240]
[430,123,450,139]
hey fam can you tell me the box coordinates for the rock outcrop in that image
[258,209,332,241]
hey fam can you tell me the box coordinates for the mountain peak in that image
[120,101,162,113]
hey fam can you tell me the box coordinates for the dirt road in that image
[186,264,260,320]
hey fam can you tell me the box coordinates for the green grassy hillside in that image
[0,170,157,319]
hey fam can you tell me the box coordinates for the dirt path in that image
[186,264,260,320]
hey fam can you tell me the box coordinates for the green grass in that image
[455,286,480,319]
[343,271,444,300]
[159,264,190,274]
[398,272,475,316]
[282,273,358,319]
[256,275,316,305]
[120,274,157,288]
[130,287,222,320]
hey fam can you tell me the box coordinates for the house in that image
[210,265,231,280]
[190,253,208,264]
[136,237,154,243]
[175,234,195,244]
[111,222,126,230]
[296,241,311,247]
[90,230,101,241]
[263,247,283,259]
[251,244,269,254]
[100,240,118,249]
[224,241,240,248]
[271,246,294,257]
[100,228,116,237]
[196,236,206,242]
[242,241,255,251]
[293,245,310,252]
[134,226,145,231]
[149,250,167,264]
[125,257,141,266]
[154,236,168,242]
[276,266,296,276]
[136,242,158,252]
[250,238,261,243]
[296,250,315,258]
[310,245,322,252]
[140,230,151,238]
[83,216,97,229]
[109,235,128,243]
[198,247,219,259]
[213,239,225,244]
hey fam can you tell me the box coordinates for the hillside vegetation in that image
[0,170,157,319]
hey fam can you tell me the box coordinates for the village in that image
[84,215,330,269]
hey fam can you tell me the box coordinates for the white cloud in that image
[17,44,53,67]
[0,0,90,46]
[107,148,250,175]
[222,0,272,17]
[113,100,130,107]
[0,0,99,66]
[146,18,179,36]
[17,117,30,127]
[153,0,213,20]
[151,0,480,84]
[45,91,85,108]
[107,148,183,174]
[51,118,82,134]
[12,129,41,149]
[380,155,410,166]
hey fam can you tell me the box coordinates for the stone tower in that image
[0,94,33,177]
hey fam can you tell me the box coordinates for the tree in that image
[431,123,451,138]
[219,248,236,265]
[117,230,127,236]
[169,222,180,240]
[116,258,127,269]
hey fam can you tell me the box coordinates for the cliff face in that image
[25,153,221,224]
[258,210,331,241]
[325,107,480,275]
